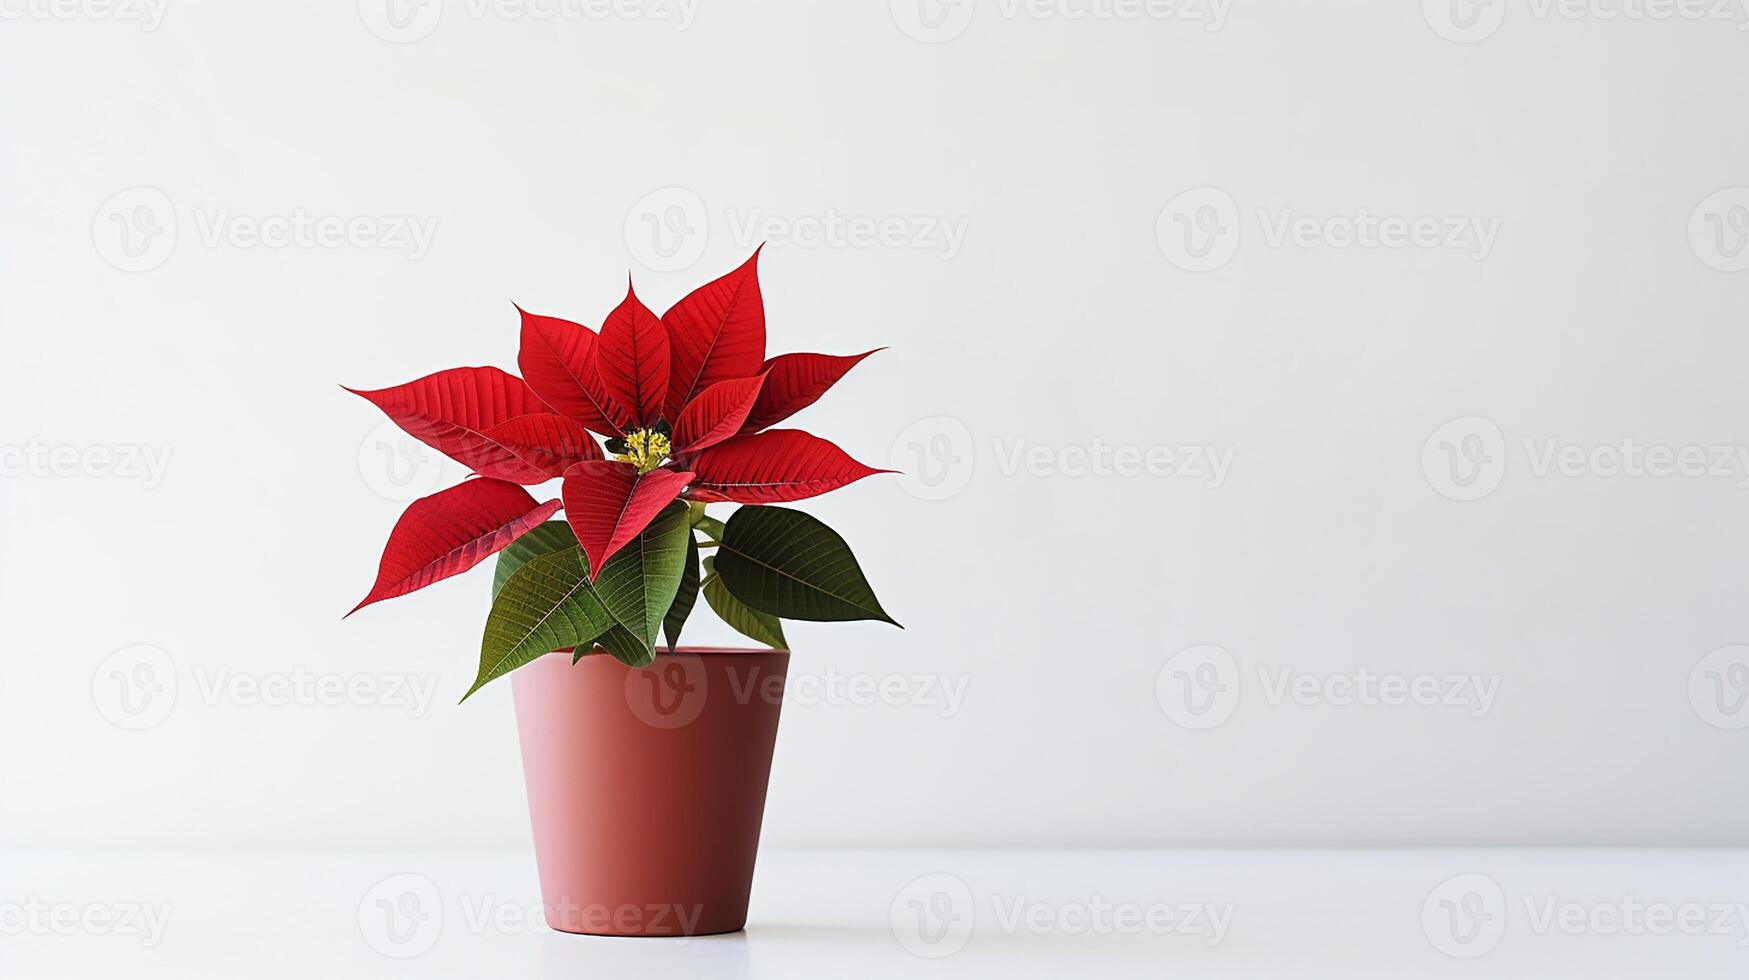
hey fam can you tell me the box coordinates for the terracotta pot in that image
[511,647,789,937]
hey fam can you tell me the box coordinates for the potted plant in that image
[345,251,900,936]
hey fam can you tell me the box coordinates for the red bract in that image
[515,309,620,436]
[347,250,889,605]
[664,249,766,419]
[685,429,892,504]
[560,462,693,577]
[673,374,765,452]
[741,349,881,433]
[594,282,669,429]
[344,367,598,484]
[350,479,564,615]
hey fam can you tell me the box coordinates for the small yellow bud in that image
[614,428,672,474]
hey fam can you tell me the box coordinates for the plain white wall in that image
[3,0,1747,849]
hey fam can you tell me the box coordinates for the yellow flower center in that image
[616,428,671,474]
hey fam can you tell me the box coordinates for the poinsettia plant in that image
[345,251,899,698]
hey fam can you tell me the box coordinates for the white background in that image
[3,0,1748,854]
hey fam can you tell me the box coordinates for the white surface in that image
[4,3,1749,851]
[2,848,1746,978]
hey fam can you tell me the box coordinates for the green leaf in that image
[662,535,701,651]
[592,622,656,668]
[716,505,900,626]
[467,544,612,700]
[702,557,787,649]
[593,501,692,656]
[492,520,624,666]
[492,521,577,597]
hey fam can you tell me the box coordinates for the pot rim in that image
[657,646,790,656]
[557,646,790,657]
